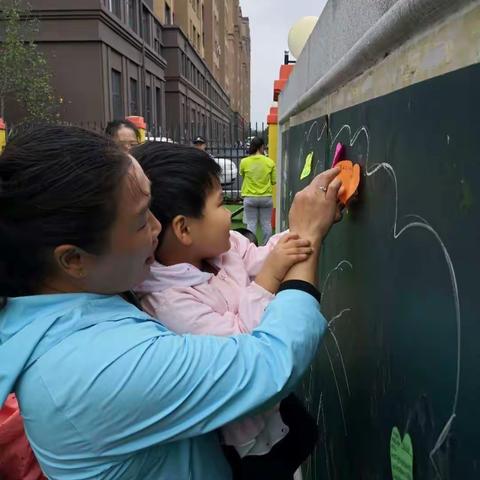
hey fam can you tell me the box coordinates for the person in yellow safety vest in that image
[240,137,276,245]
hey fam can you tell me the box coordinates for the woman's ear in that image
[53,245,89,279]
[171,215,194,247]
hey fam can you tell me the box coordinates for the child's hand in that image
[255,233,313,293]
[268,233,313,281]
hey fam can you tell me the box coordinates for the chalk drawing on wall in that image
[285,118,461,476]
[308,122,461,476]
[304,260,354,479]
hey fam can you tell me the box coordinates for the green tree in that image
[0,0,58,122]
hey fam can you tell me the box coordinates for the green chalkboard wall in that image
[281,63,480,479]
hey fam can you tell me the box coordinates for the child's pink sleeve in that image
[229,230,288,277]
[140,283,274,335]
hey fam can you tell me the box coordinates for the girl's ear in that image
[171,215,194,247]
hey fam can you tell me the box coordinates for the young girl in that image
[133,142,319,479]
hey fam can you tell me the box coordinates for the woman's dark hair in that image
[0,125,130,304]
[105,119,140,141]
[133,142,221,243]
[248,137,265,156]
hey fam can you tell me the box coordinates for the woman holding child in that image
[0,126,342,479]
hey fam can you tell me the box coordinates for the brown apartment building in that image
[202,0,250,138]
[2,0,250,142]
[162,25,231,142]
[152,0,250,140]
[6,0,168,129]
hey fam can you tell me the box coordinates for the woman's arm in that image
[32,168,342,456]
[56,284,325,454]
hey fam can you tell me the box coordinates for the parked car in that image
[147,136,237,185]
[244,135,255,151]
[147,136,175,143]
[213,157,238,185]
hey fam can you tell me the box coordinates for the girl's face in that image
[77,157,161,293]
[188,185,232,260]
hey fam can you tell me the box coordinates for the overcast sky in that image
[240,0,327,125]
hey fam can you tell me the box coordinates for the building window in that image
[111,69,123,119]
[181,53,186,76]
[127,0,138,33]
[155,87,162,128]
[182,102,187,135]
[145,86,152,128]
[108,0,121,17]
[191,108,195,138]
[129,78,138,115]
[142,7,151,44]
[165,4,172,25]
[153,24,162,55]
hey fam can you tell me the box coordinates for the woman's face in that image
[115,126,139,152]
[79,157,161,293]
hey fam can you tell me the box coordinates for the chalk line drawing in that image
[325,343,348,436]
[321,260,353,298]
[298,119,328,179]
[329,123,461,477]
[305,364,314,410]
[328,308,352,328]
[328,324,351,396]
[294,120,460,477]
[309,392,332,480]
[320,393,332,480]
[319,261,354,436]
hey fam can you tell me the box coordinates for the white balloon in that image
[287,16,319,60]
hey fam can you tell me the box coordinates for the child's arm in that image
[231,230,288,277]
[139,234,312,336]
[254,233,313,294]
[141,283,275,335]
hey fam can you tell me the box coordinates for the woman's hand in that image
[288,168,343,247]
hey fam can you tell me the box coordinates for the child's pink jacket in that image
[135,231,289,457]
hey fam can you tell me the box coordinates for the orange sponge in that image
[336,160,361,205]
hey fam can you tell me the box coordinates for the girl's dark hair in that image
[105,119,140,141]
[133,142,221,243]
[0,125,130,304]
[248,137,265,156]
